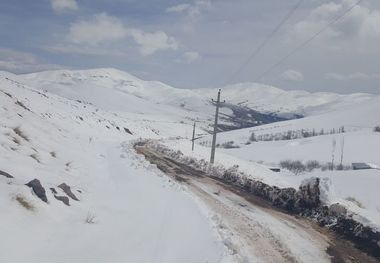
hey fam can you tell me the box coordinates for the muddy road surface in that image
[135,143,379,263]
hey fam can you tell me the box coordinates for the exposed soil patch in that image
[16,195,35,211]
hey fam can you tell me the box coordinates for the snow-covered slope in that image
[2,68,380,261]
[20,68,380,130]
[0,72,228,263]
[210,83,376,116]
[189,88,380,229]
[21,69,198,123]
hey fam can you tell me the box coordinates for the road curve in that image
[135,143,379,263]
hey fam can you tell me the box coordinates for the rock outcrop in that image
[54,195,70,206]
[58,183,79,201]
[0,170,14,179]
[25,179,48,203]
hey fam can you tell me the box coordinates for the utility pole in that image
[191,121,196,151]
[210,89,223,164]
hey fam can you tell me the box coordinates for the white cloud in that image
[129,29,179,56]
[167,0,212,30]
[179,51,201,63]
[65,13,178,56]
[51,0,78,13]
[290,0,380,53]
[0,48,65,73]
[187,0,212,21]
[166,4,191,13]
[281,69,304,82]
[44,44,129,57]
[68,13,127,45]
[325,72,380,81]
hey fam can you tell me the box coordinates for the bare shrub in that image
[322,162,334,171]
[249,132,257,142]
[30,154,41,163]
[85,212,96,224]
[2,91,12,98]
[50,151,56,158]
[336,164,351,171]
[374,126,380,132]
[15,101,31,111]
[16,195,35,211]
[13,127,29,141]
[346,197,365,208]
[12,136,21,145]
[305,160,321,172]
[321,162,351,171]
[279,160,306,175]
[219,141,240,149]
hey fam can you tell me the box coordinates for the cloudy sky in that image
[1,0,380,94]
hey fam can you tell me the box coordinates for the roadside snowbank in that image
[161,139,380,231]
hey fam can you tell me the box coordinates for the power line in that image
[225,0,305,85]
[254,0,364,82]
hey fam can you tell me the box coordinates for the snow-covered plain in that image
[1,68,380,262]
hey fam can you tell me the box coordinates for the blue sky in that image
[1,0,380,94]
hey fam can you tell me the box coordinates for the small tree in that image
[249,132,257,142]
[374,126,380,132]
[279,160,306,175]
[339,136,345,169]
[306,160,321,172]
[331,138,337,170]
[285,131,292,140]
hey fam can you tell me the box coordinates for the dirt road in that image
[135,143,379,263]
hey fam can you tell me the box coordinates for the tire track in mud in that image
[134,143,379,263]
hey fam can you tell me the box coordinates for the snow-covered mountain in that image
[1,68,380,262]
[19,68,380,131]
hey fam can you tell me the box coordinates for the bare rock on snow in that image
[0,170,14,178]
[329,203,347,217]
[58,183,79,201]
[295,177,320,210]
[54,195,70,206]
[25,179,48,203]
[271,187,297,211]
[124,127,133,135]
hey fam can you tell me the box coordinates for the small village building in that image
[352,163,372,170]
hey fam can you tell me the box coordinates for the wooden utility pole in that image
[191,121,196,151]
[210,89,222,164]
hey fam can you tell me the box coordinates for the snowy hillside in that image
[20,68,380,131]
[0,72,228,263]
[189,92,380,230]
[1,68,380,262]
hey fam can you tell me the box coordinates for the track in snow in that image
[135,143,380,263]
